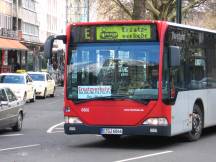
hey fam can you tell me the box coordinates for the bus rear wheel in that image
[185,104,203,141]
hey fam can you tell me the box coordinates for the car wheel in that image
[30,91,36,102]
[12,112,23,131]
[42,89,47,99]
[185,104,203,141]
[50,87,55,97]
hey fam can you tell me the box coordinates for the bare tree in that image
[98,0,208,21]
[184,0,216,29]
[97,0,132,20]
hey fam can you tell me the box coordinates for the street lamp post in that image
[87,0,89,22]
[176,0,182,23]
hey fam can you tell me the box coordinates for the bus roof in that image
[167,22,216,34]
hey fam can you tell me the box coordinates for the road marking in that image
[0,144,40,152]
[113,151,173,162]
[47,122,64,133]
[0,134,24,137]
[46,101,61,105]
[51,131,64,133]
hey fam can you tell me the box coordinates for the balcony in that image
[0,28,19,39]
[22,33,40,43]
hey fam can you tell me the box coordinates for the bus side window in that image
[169,46,185,91]
[187,51,206,89]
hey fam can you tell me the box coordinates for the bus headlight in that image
[143,118,168,126]
[65,116,83,124]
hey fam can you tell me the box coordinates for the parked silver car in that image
[0,87,24,131]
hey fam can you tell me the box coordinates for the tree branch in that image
[182,0,207,14]
[168,0,207,21]
[163,0,176,20]
[146,0,160,17]
[112,0,132,18]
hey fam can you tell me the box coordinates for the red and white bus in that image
[45,20,216,141]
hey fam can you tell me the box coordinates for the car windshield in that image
[67,42,160,103]
[0,75,25,84]
[29,74,45,81]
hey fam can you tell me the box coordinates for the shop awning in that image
[0,37,28,51]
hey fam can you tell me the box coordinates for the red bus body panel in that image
[65,100,171,126]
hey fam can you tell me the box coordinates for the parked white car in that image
[0,73,36,102]
[28,72,55,98]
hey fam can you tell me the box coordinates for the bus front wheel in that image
[185,104,203,141]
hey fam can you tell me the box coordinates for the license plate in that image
[100,128,123,135]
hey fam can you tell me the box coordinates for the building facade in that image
[0,0,67,73]
[38,0,66,44]
[0,0,28,73]
[66,0,98,23]
[38,0,66,83]
[19,0,40,71]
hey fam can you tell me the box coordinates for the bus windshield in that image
[67,42,160,103]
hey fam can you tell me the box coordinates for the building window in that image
[22,22,39,36]
[22,0,35,11]
[0,14,12,29]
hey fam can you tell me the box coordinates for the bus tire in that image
[102,135,121,141]
[185,104,203,141]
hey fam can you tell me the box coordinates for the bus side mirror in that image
[169,46,181,67]
[44,35,66,59]
[44,35,55,59]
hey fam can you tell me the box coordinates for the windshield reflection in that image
[67,42,160,102]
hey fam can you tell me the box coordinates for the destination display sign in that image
[71,24,157,43]
[96,25,151,41]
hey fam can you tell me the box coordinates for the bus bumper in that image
[64,123,171,136]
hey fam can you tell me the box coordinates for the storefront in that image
[0,37,28,73]
[21,42,43,72]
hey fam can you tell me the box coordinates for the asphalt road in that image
[1,87,216,162]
